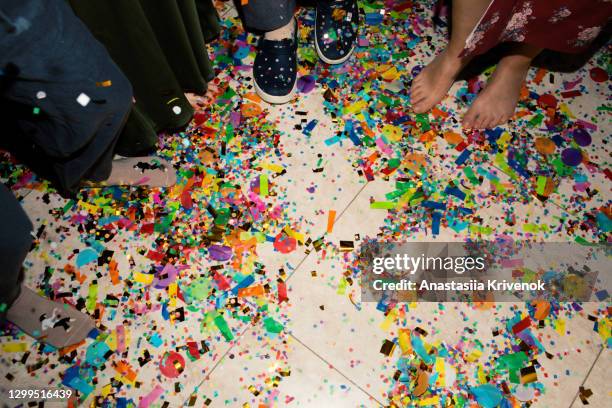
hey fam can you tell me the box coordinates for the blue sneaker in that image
[253,20,298,104]
[315,0,359,64]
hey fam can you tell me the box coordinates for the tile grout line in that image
[334,182,369,223]
[182,179,370,403]
[286,181,369,282]
[288,332,384,407]
[182,323,253,406]
[568,345,605,408]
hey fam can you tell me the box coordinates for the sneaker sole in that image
[254,79,298,105]
[314,9,356,65]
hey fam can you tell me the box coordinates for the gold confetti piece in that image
[96,80,112,87]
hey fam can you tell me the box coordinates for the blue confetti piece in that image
[455,149,471,165]
[432,212,442,235]
[595,289,609,301]
[444,186,466,200]
[303,119,318,136]
[411,333,435,365]
[231,274,255,295]
[76,248,98,268]
[471,384,502,408]
[422,201,446,211]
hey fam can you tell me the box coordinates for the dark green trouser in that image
[1,0,132,195]
[69,0,220,156]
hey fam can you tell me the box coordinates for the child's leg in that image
[244,0,299,104]
[0,187,95,349]
[242,0,296,32]
[463,43,541,129]
[411,0,491,113]
[1,0,177,193]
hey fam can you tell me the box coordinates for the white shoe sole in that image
[254,78,298,105]
[314,9,356,65]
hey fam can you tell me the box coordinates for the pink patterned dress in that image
[463,0,612,57]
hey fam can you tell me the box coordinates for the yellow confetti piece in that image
[345,100,368,115]
[382,124,402,142]
[555,318,566,336]
[559,102,575,119]
[2,342,27,352]
[380,307,397,331]
[597,317,611,342]
[133,272,154,285]
[101,383,112,397]
[497,131,512,149]
[418,396,439,406]
[105,331,117,351]
[78,200,100,213]
[168,282,178,308]
[260,162,284,173]
[466,348,483,362]
[283,226,304,244]
[434,357,445,386]
[398,329,412,354]
[477,364,487,383]
[381,66,400,81]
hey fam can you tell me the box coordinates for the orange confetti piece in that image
[241,103,263,117]
[327,210,336,233]
[533,300,551,320]
[533,67,547,85]
[444,131,463,145]
[59,340,85,356]
[109,260,119,285]
[238,284,265,297]
[243,92,262,103]
[534,137,556,155]
[64,264,87,284]
[114,360,137,382]
[431,107,449,118]
[419,130,436,142]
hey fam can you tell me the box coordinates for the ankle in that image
[264,17,295,41]
[498,54,533,70]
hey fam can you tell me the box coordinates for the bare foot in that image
[410,49,466,113]
[463,57,530,129]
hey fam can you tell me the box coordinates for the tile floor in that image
[0,1,610,407]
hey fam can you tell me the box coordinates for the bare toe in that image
[409,50,465,113]
[463,108,477,128]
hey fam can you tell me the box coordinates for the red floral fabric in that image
[463,0,612,57]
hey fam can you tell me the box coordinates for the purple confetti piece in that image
[561,148,582,166]
[573,128,591,147]
[209,244,232,261]
[297,76,316,94]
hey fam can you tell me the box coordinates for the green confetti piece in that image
[214,315,234,341]
[463,167,480,185]
[214,208,231,226]
[371,201,397,209]
[337,277,348,295]
[529,113,544,127]
[385,189,405,200]
[259,175,268,196]
[536,176,548,195]
[62,199,76,214]
[86,283,98,313]
[263,317,283,334]
[225,123,234,142]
